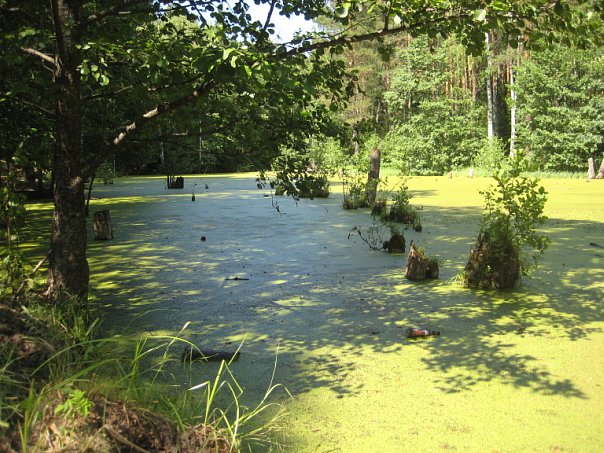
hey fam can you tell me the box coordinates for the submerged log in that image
[93,210,113,240]
[181,347,240,363]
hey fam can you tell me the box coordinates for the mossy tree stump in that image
[405,241,439,280]
[464,231,520,289]
[93,210,113,240]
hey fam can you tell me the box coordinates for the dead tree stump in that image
[464,231,519,289]
[93,210,113,240]
[588,158,596,179]
[597,158,604,179]
[383,231,406,253]
[366,147,381,205]
[167,175,184,189]
[405,241,439,280]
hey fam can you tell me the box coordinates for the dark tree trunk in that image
[47,0,89,300]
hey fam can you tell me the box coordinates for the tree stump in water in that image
[597,158,604,179]
[383,231,406,253]
[93,210,113,240]
[405,241,439,280]
[464,231,520,289]
[167,175,184,189]
[588,158,596,179]
[366,147,381,205]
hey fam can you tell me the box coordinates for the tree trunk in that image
[597,158,604,179]
[485,32,494,140]
[588,157,596,179]
[509,57,517,156]
[47,0,89,300]
[366,147,381,205]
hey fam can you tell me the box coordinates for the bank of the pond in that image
[85,174,603,452]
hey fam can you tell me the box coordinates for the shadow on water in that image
[80,175,604,407]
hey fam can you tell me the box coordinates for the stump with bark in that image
[597,158,604,179]
[366,147,381,205]
[383,231,406,253]
[588,157,596,179]
[464,231,520,289]
[93,210,113,240]
[405,241,439,280]
[166,175,184,189]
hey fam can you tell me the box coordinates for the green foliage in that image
[481,154,550,262]
[0,185,27,244]
[383,37,486,175]
[54,388,92,419]
[474,138,507,172]
[515,45,604,171]
[341,152,373,209]
[381,180,423,231]
[269,147,331,200]
[0,249,31,301]
[465,153,550,289]
[95,162,115,185]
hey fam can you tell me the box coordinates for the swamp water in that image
[88,174,604,452]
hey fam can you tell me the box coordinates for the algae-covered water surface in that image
[87,174,604,452]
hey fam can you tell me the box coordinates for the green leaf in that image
[473,9,487,22]
[335,6,349,18]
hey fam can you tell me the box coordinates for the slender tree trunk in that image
[510,42,522,157]
[485,32,494,140]
[366,147,380,205]
[509,57,517,156]
[47,0,89,300]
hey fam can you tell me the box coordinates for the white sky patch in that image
[246,2,316,42]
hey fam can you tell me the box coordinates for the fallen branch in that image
[103,424,151,453]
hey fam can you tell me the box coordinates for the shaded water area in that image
[88,175,604,452]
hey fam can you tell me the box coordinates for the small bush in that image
[382,181,422,230]
[464,153,550,289]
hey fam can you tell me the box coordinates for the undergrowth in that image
[0,298,286,452]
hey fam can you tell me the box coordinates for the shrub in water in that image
[464,153,550,289]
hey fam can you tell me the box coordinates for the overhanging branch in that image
[20,47,56,66]
[80,0,149,28]
[83,79,215,178]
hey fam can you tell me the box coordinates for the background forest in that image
[3,5,603,184]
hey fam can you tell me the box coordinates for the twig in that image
[13,250,51,303]
[103,424,151,453]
